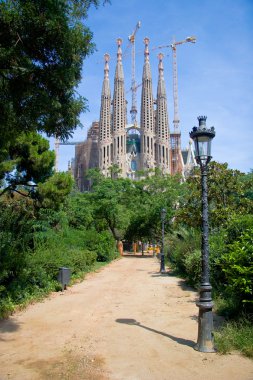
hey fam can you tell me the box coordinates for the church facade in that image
[73,37,195,190]
[99,37,172,179]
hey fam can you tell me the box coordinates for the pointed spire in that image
[143,37,151,80]
[156,52,170,173]
[102,53,110,96]
[112,37,126,133]
[104,53,110,79]
[158,53,164,77]
[144,37,150,61]
[117,38,122,62]
[115,38,124,80]
[157,53,166,97]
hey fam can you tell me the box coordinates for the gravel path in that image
[0,255,253,380]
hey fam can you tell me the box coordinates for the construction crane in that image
[128,21,141,125]
[54,137,83,172]
[155,36,196,132]
[154,36,196,175]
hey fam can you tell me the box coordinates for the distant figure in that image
[118,241,123,256]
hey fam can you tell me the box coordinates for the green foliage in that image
[0,225,99,318]
[183,249,201,286]
[125,173,185,243]
[221,228,253,305]
[30,238,97,279]
[64,192,93,229]
[209,230,227,291]
[169,227,201,285]
[0,132,55,197]
[37,172,73,210]
[80,229,117,262]
[225,214,253,244]
[90,177,134,240]
[8,132,55,182]
[213,294,241,319]
[0,197,35,283]
[0,0,105,147]
[176,162,253,230]
[214,318,253,357]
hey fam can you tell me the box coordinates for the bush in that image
[183,249,201,286]
[29,246,97,279]
[225,214,253,244]
[209,231,227,291]
[221,228,253,308]
[81,229,118,262]
[169,227,201,279]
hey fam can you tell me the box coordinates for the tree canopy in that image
[176,161,253,229]
[0,0,104,150]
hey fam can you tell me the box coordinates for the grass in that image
[214,318,253,358]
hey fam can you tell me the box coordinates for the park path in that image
[0,255,253,380]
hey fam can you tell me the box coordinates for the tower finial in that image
[197,116,207,128]
[117,38,123,62]
[104,53,110,78]
[158,52,164,75]
[144,37,150,61]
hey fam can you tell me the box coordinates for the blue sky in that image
[54,0,253,173]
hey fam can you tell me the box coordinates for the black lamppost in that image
[190,116,215,353]
[160,208,166,273]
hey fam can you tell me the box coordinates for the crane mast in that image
[172,41,180,132]
[156,36,196,133]
[171,36,196,132]
[128,21,141,125]
[54,137,82,172]
[155,36,196,175]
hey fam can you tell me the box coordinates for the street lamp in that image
[190,116,215,353]
[26,180,37,198]
[160,208,166,274]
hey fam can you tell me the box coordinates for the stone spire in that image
[140,37,155,171]
[156,53,170,174]
[112,38,127,176]
[99,53,112,176]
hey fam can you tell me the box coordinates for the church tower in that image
[112,38,127,176]
[99,53,112,176]
[140,38,156,171]
[155,53,170,174]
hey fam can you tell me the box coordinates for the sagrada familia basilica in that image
[74,37,195,191]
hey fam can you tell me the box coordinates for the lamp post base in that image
[160,255,166,274]
[195,284,215,353]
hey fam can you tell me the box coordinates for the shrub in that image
[209,230,227,291]
[29,246,97,279]
[221,228,253,307]
[183,249,201,286]
[169,227,201,278]
[225,214,253,244]
[81,229,118,262]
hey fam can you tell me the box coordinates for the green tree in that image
[222,227,253,306]
[0,132,55,197]
[176,162,253,229]
[37,172,74,210]
[0,0,106,151]
[125,173,185,243]
[90,177,133,240]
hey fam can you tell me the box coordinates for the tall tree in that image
[176,161,253,229]
[0,0,106,149]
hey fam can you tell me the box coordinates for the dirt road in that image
[0,256,253,380]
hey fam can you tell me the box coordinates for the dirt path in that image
[0,256,253,380]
